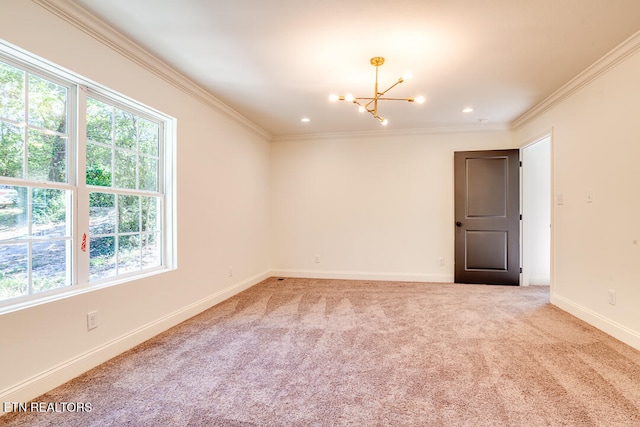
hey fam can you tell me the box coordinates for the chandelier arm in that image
[366,77,404,109]
[354,99,374,115]
[357,97,415,101]
[364,98,376,109]
[376,97,416,102]
[377,78,404,97]
[352,99,385,122]
[365,106,385,124]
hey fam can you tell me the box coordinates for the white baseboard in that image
[528,276,551,286]
[0,270,271,409]
[551,293,640,352]
[271,269,454,283]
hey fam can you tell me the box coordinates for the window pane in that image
[90,192,116,235]
[86,143,112,186]
[139,155,158,191]
[141,196,159,232]
[28,74,67,133]
[32,240,70,293]
[142,232,161,269]
[118,195,139,233]
[0,243,28,300]
[118,234,140,273]
[0,185,27,241]
[139,118,158,156]
[114,148,136,189]
[90,236,115,280]
[28,129,67,182]
[32,188,70,238]
[115,109,136,150]
[0,61,25,123]
[86,97,112,144]
[0,122,25,179]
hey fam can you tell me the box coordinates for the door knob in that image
[456,221,462,227]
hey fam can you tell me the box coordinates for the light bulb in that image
[358,106,365,113]
[345,93,355,102]
[381,118,389,126]
[414,96,425,104]
[328,94,339,102]
[403,71,413,81]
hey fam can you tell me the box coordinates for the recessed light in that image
[301,117,310,123]
[462,107,474,113]
[479,118,489,124]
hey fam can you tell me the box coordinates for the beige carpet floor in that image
[3,277,640,426]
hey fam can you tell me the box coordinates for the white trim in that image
[271,269,453,283]
[551,293,640,352]
[0,269,271,408]
[512,30,640,129]
[272,123,510,142]
[517,129,554,150]
[526,276,550,286]
[32,0,271,141]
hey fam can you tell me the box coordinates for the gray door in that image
[454,149,520,285]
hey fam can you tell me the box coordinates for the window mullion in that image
[23,71,29,180]
[76,85,90,285]
[27,188,33,295]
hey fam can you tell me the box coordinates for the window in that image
[86,95,163,280]
[0,43,174,308]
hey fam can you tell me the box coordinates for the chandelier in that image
[329,57,425,126]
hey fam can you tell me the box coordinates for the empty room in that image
[2,0,640,425]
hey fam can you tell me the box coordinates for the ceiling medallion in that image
[329,57,425,126]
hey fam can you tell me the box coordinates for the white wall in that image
[0,0,271,404]
[271,129,515,281]
[515,35,640,349]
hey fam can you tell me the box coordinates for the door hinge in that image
[519,161,522,167]
[520,214,522,220]
[520,267,523,273]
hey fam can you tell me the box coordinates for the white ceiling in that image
[73,0,640,137]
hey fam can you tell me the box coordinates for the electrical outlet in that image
[229,266,233,277]
[438,257,445,266]
[87,311,98,331]
[315,255,320,263]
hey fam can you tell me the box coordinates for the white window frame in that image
[0,40,176,313]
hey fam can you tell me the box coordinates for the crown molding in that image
[32,0,272,140]
[512,29,640,129]
[34,1,639,141]
[272,123,510,142]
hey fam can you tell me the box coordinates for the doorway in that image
[521,136,551,286]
